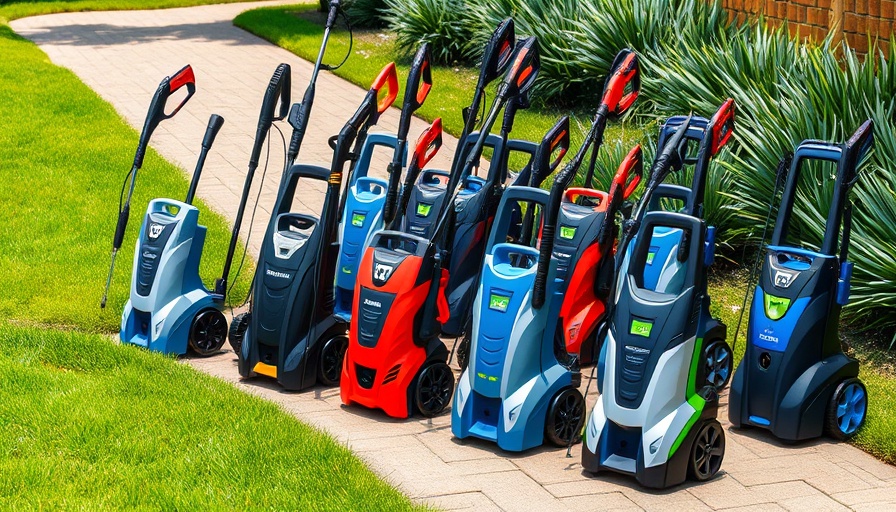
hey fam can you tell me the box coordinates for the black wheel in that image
[317,334,348,387]
[456,335,471,372]
[703,339,733,390]
[415,362,454,417]
[228,312,250,355]
[689,419,725,482]
[825,377,868,441]
[545,387,585,446]
[189,309,227,356]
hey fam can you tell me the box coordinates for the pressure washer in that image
[582,99,735,488]
[728,120,873,442]
[236,63,399,390]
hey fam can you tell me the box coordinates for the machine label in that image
[646,251,656,265]
[488,292,511,312]
[774,270,797,288]
[149,223,164,239]
[630,318,653,337]
[559,225,577,240]
[758,331,779,344]
[363,298,382,308]
[416,203,433,217]
[266,268,291,279]
[476,372,498,382]
[341,266,352,274]
[351,212,366,227]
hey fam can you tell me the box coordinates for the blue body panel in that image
[121,199,221,355]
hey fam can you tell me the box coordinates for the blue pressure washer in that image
[111,63,290,356]
[728,120,873,442]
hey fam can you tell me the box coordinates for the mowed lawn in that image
[0,324,420,510]
[0,1,424,509]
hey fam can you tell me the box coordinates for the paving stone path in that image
[12,3,896,510]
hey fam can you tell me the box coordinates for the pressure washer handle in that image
[845,118,874,182]
[497,37,540,102]
[250,63,291,168]
[187,114,225,205]
[709,98,735,156]
[112,202,130,251]
[326,0,341,28]
[598,145,642,245]
[479,18,516,89]
[533,116,570,186]
[399,44,433,140]
[202,114,225,149]
[134,65,196,169]
[602,49,640,118]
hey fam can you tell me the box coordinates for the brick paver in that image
[11,3,896,511]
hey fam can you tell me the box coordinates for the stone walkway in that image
[11,3,896,511]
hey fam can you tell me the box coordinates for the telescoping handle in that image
[709,98,735,157]
[186,114,225,205]
[133,65,196,170]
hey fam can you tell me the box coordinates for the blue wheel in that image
[826,378,867,440]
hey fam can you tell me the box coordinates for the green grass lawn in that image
[0,323,420,510]
[0,21,253,332]
[0,1,424,508]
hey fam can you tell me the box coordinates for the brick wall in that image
[721,0,894,53]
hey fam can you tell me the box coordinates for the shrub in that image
[344,0,389,28]
[383,0,472,62]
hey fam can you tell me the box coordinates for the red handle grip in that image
[614,144,643,199]
[602,49,640,117]
[710,98,735,156]
[414,118,443,169]
[372,62,399,114]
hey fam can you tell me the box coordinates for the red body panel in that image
[340,247,445,418]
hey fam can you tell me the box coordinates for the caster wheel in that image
[689,419,725,482]
[703,339,732,390]
[545,387,585,446]
[228,312,250,355]
[189,309,227,356]
[415,362,454,417]
[318,333,348,387]
[826,378,867,440]
[456,335,471,372]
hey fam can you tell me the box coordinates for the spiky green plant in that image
[383,0,472,62]
[344,0,388,28]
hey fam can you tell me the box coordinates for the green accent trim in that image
[670,336,707,458]
[416,203,432,217]
[670,393,706,458]
[559,225,577,240]
[489,293,510,312]
[764,293,791,320]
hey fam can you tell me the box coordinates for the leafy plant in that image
[343,0,388,28]
[383,0,472,63]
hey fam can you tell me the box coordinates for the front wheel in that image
[189,309,227,356]
[415,362,454,417]
[317,334,348,387]
[689,419,725,482]
[703,339,733,390]
[825,378,867,441]
[545,387,585,447]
